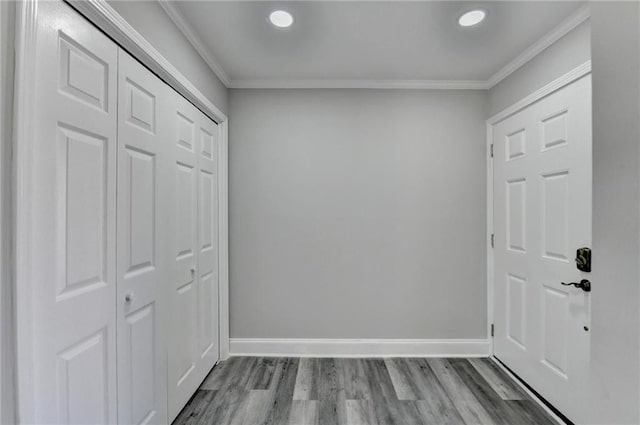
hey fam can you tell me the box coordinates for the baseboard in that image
[229,338,490,358]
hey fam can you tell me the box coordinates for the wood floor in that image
[173,357,557,425]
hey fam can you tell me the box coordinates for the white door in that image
[26,1,118,422]
[167,92,219,421]
[116,49,171,425]
[493,75,592,423]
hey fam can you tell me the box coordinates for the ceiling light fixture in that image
[269,10,294,28]
[458,9,486,27]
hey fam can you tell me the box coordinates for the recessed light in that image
[458,9,486,27]
[269,10,294,28]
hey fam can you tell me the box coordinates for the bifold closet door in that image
[167,91,220,421]
[116,49,171,425]
[21,1,219,422]
[26,1,118,422]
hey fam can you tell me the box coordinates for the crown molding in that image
[158,0,231,86]
[486,4,590,89]
[229,79,490,90]
[156,1,589,91]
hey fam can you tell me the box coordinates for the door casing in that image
[486,60,592,423]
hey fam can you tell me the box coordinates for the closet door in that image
[26,2,118,422]
[168,93,201,418]
[116,49,171,425]
[167,93,219,421]
[196,114,219,377]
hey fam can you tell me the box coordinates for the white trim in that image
[229,338,491,358]
[229,79,489,90]
[158,0,231,87]
[14,1,38,422]
[217,120,230,361]
[486,122,494,356]
[66,0,227,123]
[487,60,591,125]
[490,357,566,425]
[486,5,590,89]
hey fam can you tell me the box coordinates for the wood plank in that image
[384,358,420,400]
[505,400,557,425]
[345,400,379,425]
[200,357,241,391]
[247,357,279,390]
[407,359,466,425]
[317,358,347,425]
[288,400,319,425]
[428,358,498,425]
[196,357,257,425]
[262,357,300,425]
[364,359,410,425]
[172,390,217,425]
[468,358,526,400]
[448,359,532,425]
[293,358,320,400]
[340,358,373,401]
[239,390,273,425]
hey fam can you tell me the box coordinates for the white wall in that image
[106,0,229,115]
[488,20,591,116]
[229,89,488,340]
[589,3,640,423]
[0,2,14,423]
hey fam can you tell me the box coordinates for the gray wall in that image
[488,20,591,116]
[107,0,229,115]
[229,89,488,339]
[0,2,14,423]
[589,3,640,423]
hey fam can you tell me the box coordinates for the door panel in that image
[493,75,592,424]
[168,93,219,421]
[116,49,170,425]
[29,2,118,422]
[197,118,219,363]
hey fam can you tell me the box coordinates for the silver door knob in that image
[125,293,134,302]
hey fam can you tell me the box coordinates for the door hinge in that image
[491,324,495,337]
[491,234,495,248]
[490,144,494,158]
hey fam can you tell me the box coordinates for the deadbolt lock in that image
[575,247,591,272]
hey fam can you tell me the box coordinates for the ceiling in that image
[162,1,587,88]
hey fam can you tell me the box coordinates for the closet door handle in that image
[125,293,135,303]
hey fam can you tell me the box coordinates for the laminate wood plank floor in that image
[173,357,557,425]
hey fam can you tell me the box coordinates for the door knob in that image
[125,293,134,302]
[561,279,591,292]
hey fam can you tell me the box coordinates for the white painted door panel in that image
[28,2,118,422]
[116,49,171,425]
[493,75,592,424]
[167,93,219,421]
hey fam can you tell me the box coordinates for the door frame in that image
[486,59,592,356]
[13,0,230,420]
[485,60,592,421]
[0,2,16,424]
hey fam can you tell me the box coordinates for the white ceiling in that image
[162,1,587,88]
